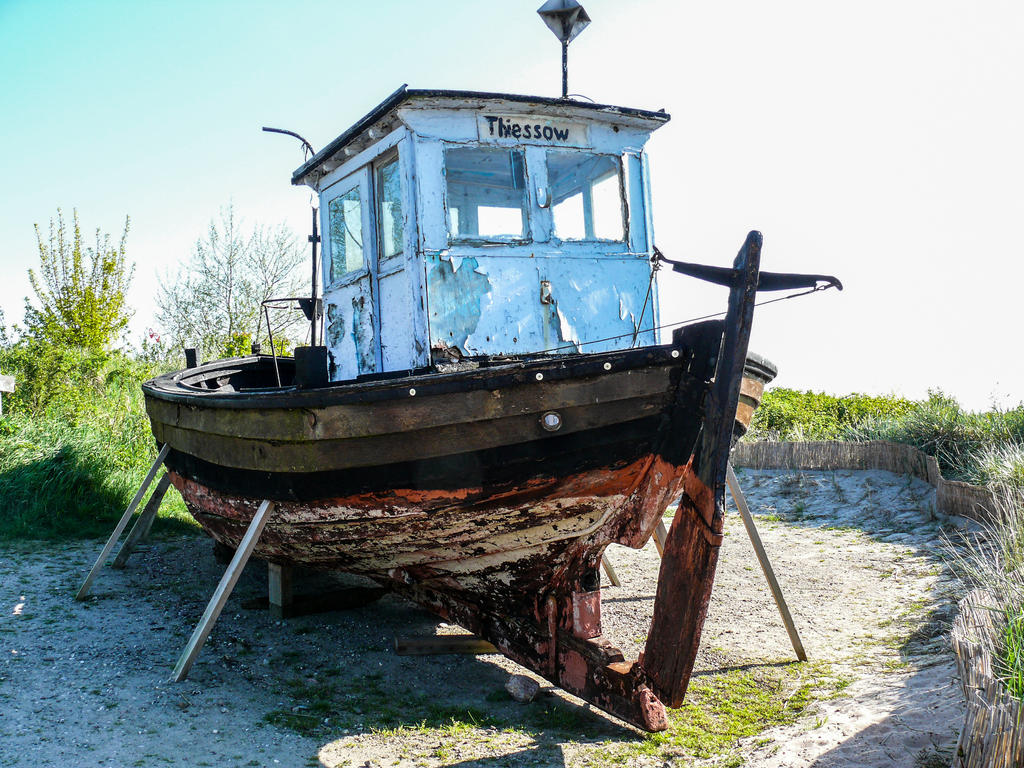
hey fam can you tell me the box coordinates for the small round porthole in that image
[541,411,563,432]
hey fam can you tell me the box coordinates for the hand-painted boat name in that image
[477,114,588,147]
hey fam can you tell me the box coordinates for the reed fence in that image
[950,590,1024,767]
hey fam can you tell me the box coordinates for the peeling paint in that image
[327,303,345,346]
[318,98,663,374]
[351,293,376,374]
[556,307,581,350]
[426,254,491,353]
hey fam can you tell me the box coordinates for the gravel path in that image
[0,469,966,767]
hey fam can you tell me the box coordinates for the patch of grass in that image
[585,662,843,766]
[0,350,195,540]
[843,392,1024,486]
[1000,607,1024,699]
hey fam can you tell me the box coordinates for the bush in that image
[748,389,915,441]
[842,391,1024,484]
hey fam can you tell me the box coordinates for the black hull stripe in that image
[166,404,703,503]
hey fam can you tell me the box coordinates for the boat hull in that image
[142,233,774,732]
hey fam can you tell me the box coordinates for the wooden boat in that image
[142,85,838,731]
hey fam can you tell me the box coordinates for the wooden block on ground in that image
[268,563,293,619]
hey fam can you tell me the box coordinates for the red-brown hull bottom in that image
[169,450,689,609]
[168,450,703,731]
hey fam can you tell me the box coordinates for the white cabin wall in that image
[318,129,429,378]
[314,99,666,377]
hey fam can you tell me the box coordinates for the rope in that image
[540,282,833,356]
[630,252,661,347]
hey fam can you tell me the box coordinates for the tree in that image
[156,205,308,360]
[25,209,134,350]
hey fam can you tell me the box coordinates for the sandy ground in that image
[0,469,966,767]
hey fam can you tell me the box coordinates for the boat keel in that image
[391,571,669,732]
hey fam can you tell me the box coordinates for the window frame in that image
[546,149,629,245]
[442,145,533,246]
[324,172,371,289]
[373,149,405,263]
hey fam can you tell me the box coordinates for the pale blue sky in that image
[2,0,1022,409]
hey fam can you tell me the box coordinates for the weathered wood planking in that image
[394,634,499,656]
[643,231,762,707]
[171,499,275,682]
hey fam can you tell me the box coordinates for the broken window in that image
[445,147,528,241]
[376,155,403,260]
[328,187,364,283]
[548,151,625,242]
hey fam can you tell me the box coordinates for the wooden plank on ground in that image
[394,635,499,656]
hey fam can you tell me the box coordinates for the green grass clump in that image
[0,344,192,540]
[841,391,1024,484]
[945,487,1024,701]
[969,442,1024,489]
[748,388,915,441]
[587,662,842,766]
[266,662,842,765]
[1002,607,1024,700]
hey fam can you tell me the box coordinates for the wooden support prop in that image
[726,464,807,662]
[77,444,171,600]
[394,634,499,656]
[653,520,668,556]
[112,474,171,569]
[267,563,293,619]
[170,499,275,682]
[601,554,621,587]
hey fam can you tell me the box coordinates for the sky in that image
[1,0,1022,410]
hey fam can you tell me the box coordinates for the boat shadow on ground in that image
[184,554,642,766]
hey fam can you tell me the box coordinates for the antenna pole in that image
[538,1,589,99]
[561,39,568,98]
[309,205,320,345]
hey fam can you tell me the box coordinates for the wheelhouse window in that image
[445,147,528,241]
[328,187,364,283]
[548,151,625,242]
[376,155,403,260]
